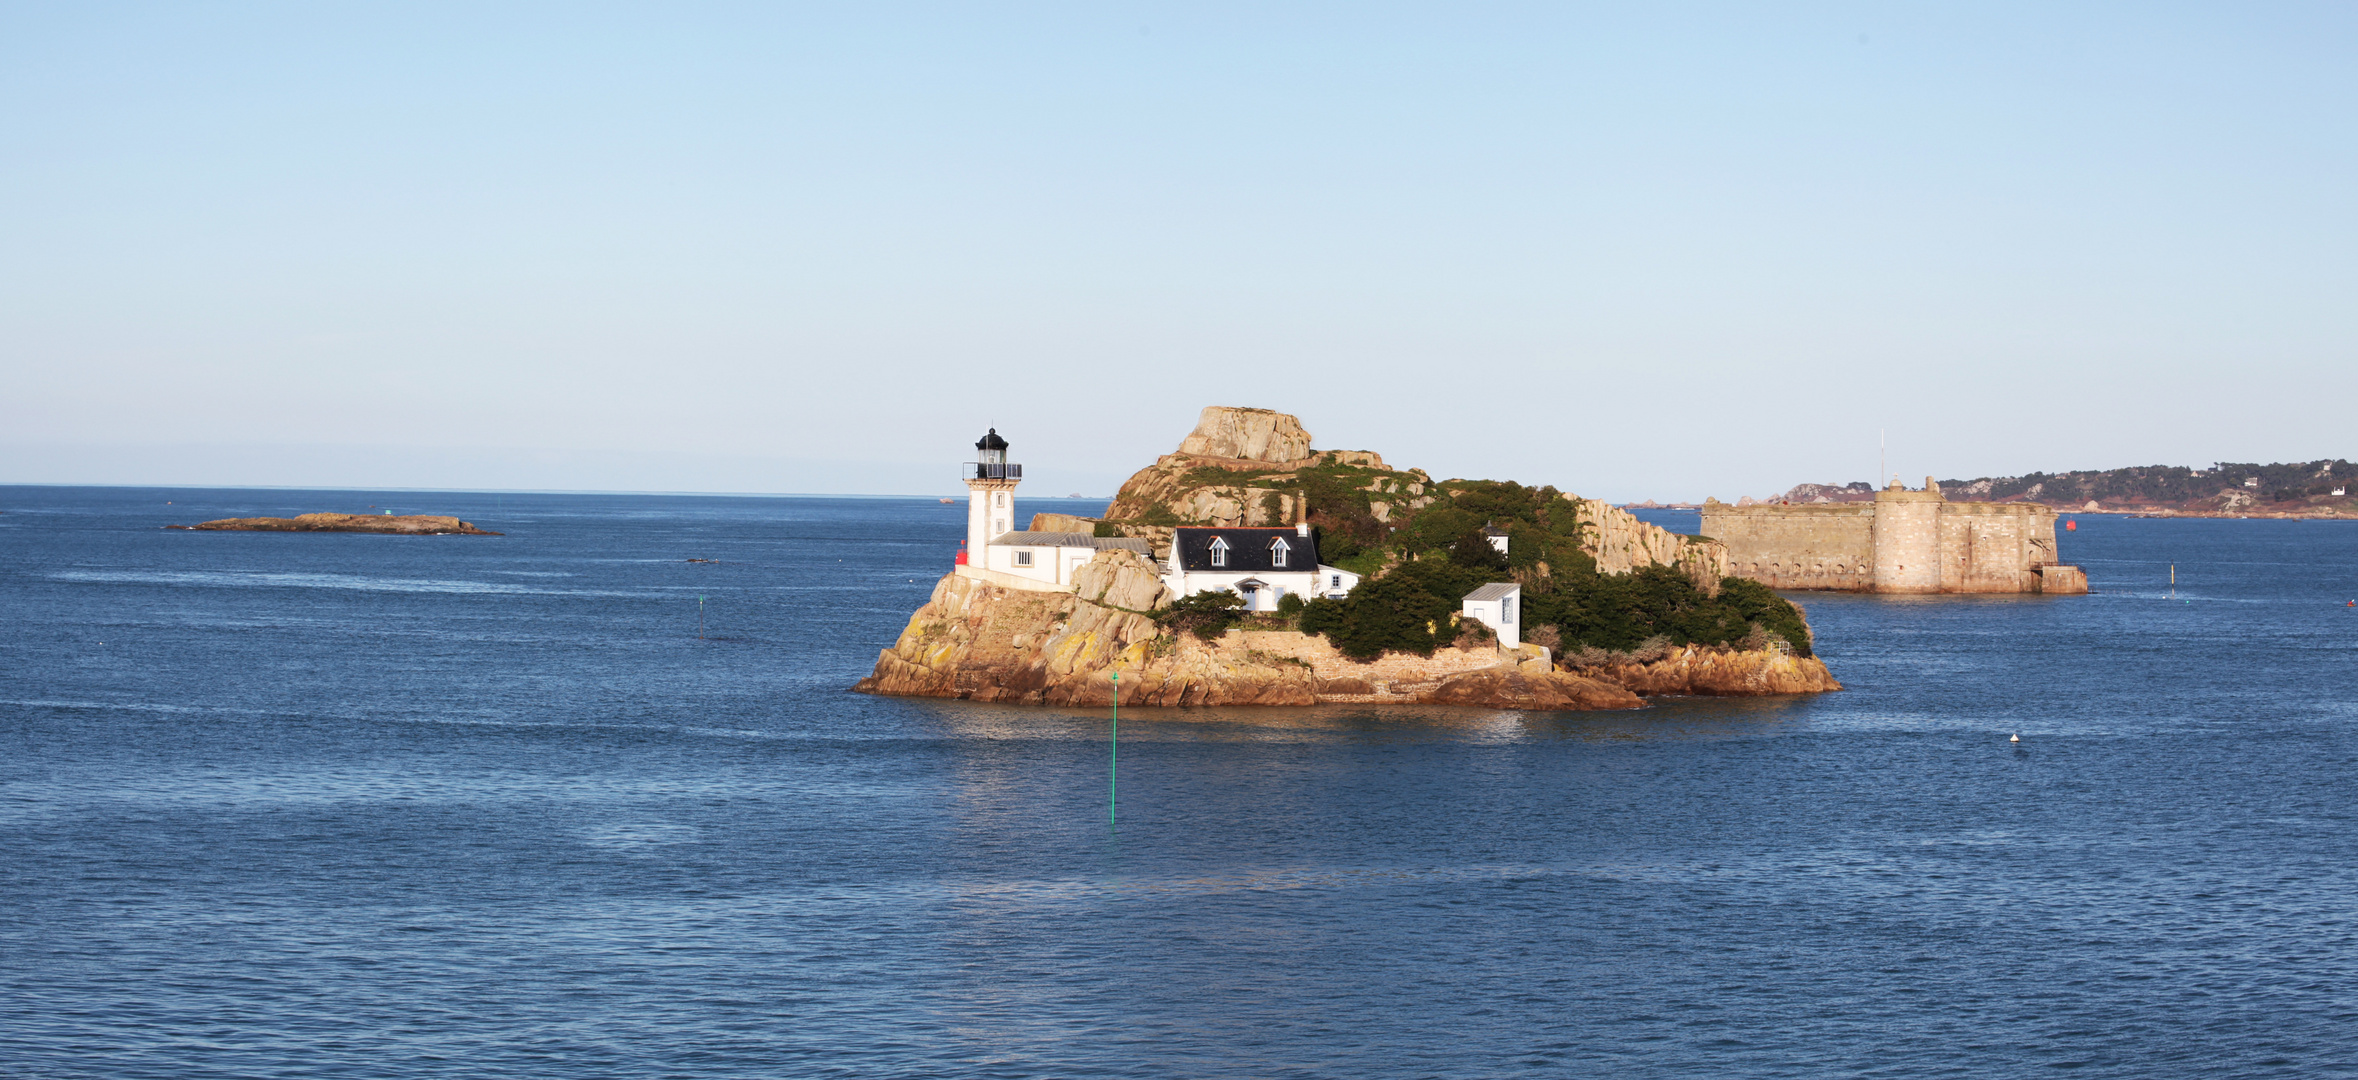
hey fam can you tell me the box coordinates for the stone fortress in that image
[1700,478,2088,594]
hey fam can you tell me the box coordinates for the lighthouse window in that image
[995,493,1006,507]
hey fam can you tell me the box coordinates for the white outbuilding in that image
[1461,583,1521,648]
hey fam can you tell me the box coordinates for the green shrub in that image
[1299,558,1502,661]
[1275,592,1306,617]
[1155,590,1246,640]
[1448,529,1509,570]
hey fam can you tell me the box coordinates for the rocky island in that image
[170,513,501,535]
[856,407,1838,711]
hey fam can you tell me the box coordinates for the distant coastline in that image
[1722,458,2354,518]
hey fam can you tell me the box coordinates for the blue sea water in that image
[3,486,2356,1078]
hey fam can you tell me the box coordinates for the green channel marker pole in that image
[1109,671,1119,828]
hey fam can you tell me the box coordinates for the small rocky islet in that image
[169,512,500,536]
[857,406,1840,711]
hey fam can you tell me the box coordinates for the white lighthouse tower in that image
[963,428,1019,565]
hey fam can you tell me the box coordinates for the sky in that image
[4,2,2354,502]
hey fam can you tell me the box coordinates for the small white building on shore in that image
[1461,583,1521,648]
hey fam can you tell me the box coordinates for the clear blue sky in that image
[4,3,2353,501]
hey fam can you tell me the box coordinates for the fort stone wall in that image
[1697,503,1874,590]
[1700,478,2082,595]
[1935,500,2060,593]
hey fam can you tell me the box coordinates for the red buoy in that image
[2065,520,2077,531]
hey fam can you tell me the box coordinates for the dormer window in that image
[1208,536,1229,567]
[1269,537,1290,567]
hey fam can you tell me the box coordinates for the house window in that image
[1270,537,1289,567]
[1502,597,1515,624]
[1013,551,1033,567]
[1208,536,1229,567]
[1331,574,1342,588]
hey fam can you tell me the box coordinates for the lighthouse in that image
[965,428,1020,564]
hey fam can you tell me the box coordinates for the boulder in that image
[1175,406,1315,464]
[1027,512,1099,533]
[1072,550,1172,612]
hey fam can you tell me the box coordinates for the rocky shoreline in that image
[854,552,1838,712]
[169,513,501,535]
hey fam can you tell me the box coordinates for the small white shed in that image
[1461,583,1521,648]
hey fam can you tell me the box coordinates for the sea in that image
[3,486,2355,1078]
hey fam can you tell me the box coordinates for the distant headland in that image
[169,513,501,536]
[1738,459,2354,518]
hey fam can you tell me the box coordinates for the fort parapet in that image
[1700,478,2087,595]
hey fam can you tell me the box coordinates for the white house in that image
[1461,583,1521,648]
[1164,524,1360,611]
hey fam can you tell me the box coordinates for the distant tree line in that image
[1940,459,2353,505]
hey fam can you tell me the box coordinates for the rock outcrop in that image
[170,513,500,535]
[1027,512,1100,534]
[1577,498,1729,584]
[1174,405,1316,464]
[1584,645,1841,696]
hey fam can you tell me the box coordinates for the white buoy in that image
[2010,733,2021,743]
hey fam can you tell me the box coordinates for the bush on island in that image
[1156,590,1247,640]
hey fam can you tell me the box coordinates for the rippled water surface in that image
[5,487,2356,1078]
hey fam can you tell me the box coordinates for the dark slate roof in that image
[989,532,1152,552]
[1172,527,1320,572]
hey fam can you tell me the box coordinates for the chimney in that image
[1296,521,1311,538]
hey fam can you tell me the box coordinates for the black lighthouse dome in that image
[975,428,1009,452]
